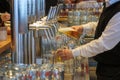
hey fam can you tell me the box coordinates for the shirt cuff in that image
[82,23,91,34]
[72,47,81,57]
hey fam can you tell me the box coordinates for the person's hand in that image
[56,48,74,61]
[64,0,72,3]
[1,12,10,22]
[72,26,83,34]
[97,0,104,2]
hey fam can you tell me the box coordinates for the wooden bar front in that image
[0,35,11,54]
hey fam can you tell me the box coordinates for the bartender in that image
[56,0,120,80]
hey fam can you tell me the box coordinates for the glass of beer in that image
[58,27,81,39]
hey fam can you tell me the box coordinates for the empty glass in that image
[0,27,7,41]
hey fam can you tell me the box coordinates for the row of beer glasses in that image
[0,63,64,80]
[68,1,103,26]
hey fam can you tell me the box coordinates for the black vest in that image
[94,1,120,65]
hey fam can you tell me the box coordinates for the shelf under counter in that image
[0,35,11,54]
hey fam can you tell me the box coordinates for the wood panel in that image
[0,35,11,54]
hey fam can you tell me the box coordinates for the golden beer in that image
[58,27,81,39]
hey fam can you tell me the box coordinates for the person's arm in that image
[0,13,10,22]
[72,12,120,57]
[0,13,10,27]
[56,22,98,60]
[82,22,97,35]
[72,22,97,36]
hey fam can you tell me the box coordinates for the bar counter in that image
[0,35,11,54]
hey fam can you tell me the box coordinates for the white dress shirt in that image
[72,11,120,58]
